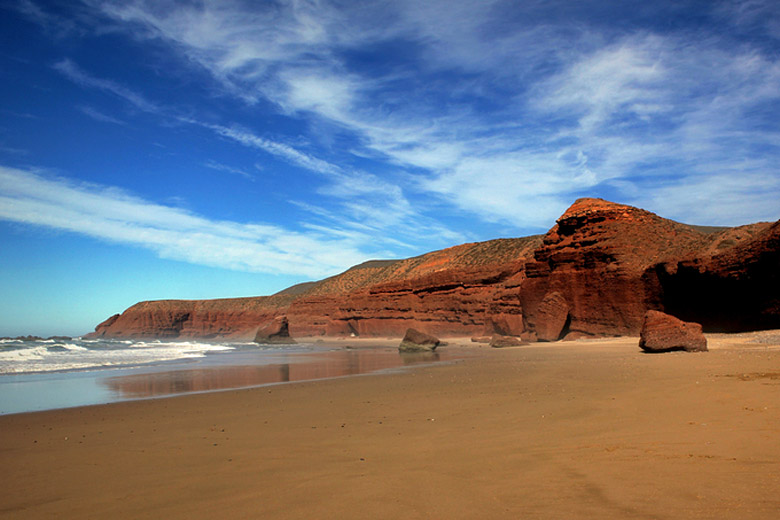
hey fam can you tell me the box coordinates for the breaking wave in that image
[0,338,241,374]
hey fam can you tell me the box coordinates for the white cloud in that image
[78,1,780,228]
[15,0,82,38]
[53,56,465,250]
[203,160,254,181]
[78,105,126,125]
[421,151,594,228]
[54,59,160,113]
[537,36,669,131]
[0,165,373,278]
[199,122,342,177]
[535,35,780,181]
[278,68,357,121]
[638,172,780,226]
[189,120,456,241]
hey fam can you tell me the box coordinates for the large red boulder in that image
[254,316,296,344]
[639,310,707,352]
[398,328,440,352]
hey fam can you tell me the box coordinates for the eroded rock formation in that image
[399,328,440,352]
[639,310,708,352]
[255,316,296,344]
[647,221,780,332]
[87,297,288,340]
[535,292,570,341]
[87,199,780,341]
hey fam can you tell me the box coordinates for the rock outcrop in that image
[639,310,708,352]
[254,316,296,344]
[87,297,289,340]
[87,199,780,341]
[285,237,539,338]
[519,199,715,339]
[535,292,570,341]
[647,220,780,332]
[489,335,526,348]
[398,328,440,352]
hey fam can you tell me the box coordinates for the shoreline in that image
[2,333,779,518]
[0,339,474,416]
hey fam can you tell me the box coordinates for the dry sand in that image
[1,333,779,519]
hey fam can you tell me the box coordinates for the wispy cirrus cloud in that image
[0,165,375,278]
[15,0,84,38]
[54,58,160,113]
[53,59,341,177]
[530,35,780,222]
[78,105,126,125]
[53,59,460,247]
[87,0,780,228]
[203,160,253,181]
[199,122,343,177]
[191,121,458,242]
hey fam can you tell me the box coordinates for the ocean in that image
[0,337,269,375]
[0,337,454,415]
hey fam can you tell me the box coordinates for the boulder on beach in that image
[639,310,707,352]
[520,331,538,343]
[535,291,570,342]
[254,316,296,344]
[489,334,527,348]
[398,328,440,352]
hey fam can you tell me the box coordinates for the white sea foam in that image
[0,339,236,374]
[0,346,50,360]
[54,343,90,351]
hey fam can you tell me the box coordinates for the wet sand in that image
[1,334,779,519]
[0,341,461,414]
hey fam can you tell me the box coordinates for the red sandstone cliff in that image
[519,199,719,339]
[87,199,780,341]
[88,294,293,340]
[648,220,779,332]
[286,236,541,338]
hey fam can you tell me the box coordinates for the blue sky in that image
[1,0,780,336]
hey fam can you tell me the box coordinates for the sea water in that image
[0,337,305,414]
[0,337,269,374]
[0,337,455,414]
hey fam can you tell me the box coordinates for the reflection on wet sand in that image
[103,348,446,399]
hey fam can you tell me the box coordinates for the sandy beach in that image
[2,334,779,519]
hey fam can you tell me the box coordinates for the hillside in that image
[87,198,780,340]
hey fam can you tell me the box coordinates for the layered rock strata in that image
[88,296,289,340]
[255,316,296,344]
[88,199,780,341]
[639,310,708,352]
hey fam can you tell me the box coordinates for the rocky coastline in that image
[86,198,780,342]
